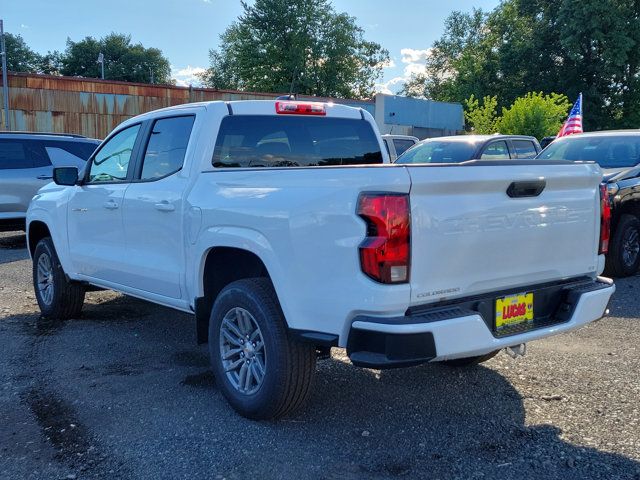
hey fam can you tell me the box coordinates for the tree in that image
[464,95,499,134]
[199,0,389,98]
[403,0,640,130]
[3,33,41,72]
[61,33,171,84]
[464,92,570,139]
[497,92,571,139]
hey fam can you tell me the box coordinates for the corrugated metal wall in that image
[0,73,375,139]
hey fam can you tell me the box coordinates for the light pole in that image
[97,52,104,79]
[0,19,10,130]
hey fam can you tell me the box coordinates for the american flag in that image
[557,93,583,137]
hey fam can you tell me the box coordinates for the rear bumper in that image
[347,277,615,368]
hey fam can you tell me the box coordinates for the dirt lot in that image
[0,231,639,480]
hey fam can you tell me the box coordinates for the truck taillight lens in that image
[357,193,410,284]
[275,101,326,115]
[599,183,611,254]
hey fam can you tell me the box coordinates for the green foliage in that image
[404,0,640,130]
[497,93,571,140]
[61,33,171,83]
[464,92,570,140]
[464,95,499,134]
[3,33,41,73]
[199,0,389,98]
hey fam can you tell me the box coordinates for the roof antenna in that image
[276,69,297,101]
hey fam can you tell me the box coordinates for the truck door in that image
[120,115,196,299]
[67,124,141,283]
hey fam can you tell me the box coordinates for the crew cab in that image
[27,100,615,420]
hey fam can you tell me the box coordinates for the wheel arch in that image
[27,220,52,258]
[195,246,277,344]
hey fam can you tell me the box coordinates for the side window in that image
[140,116,195,180]
[480,141,510,160]
[0,140,33,169]
[513,140,538,159]
[393,139,416,157]
[43,141,98,168]
[88,125,140,183]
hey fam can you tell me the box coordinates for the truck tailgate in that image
[406,162,603,306]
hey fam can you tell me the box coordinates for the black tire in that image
[605,214,640,278]
[441,350,500,367]
[208,278,316,420]
[32,237,85,320]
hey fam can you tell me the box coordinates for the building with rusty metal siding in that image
[0,72,462,140]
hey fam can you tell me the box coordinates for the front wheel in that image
[32,237,85,320]
[605,214,640,277]
[208,278,316,420]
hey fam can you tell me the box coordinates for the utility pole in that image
[0,19,10,130]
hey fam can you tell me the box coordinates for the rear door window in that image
[480,141,510,160]
[212,116,383,168]
[140,115,195,180]
[0,140,32,169]
[512,140,538,159]
[393,139,416,157]
[42,140,98,168]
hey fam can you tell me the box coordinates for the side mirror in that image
[53,167,79,186]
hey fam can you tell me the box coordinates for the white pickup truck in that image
[27,100,615,419]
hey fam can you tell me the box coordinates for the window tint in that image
[0,140,32,169]
[538,135,640,168]
[393,139,416,157]
[140,116,195,180]
[212,115,383,168]
[396,140,476,164]
[480,141,510,160]
[513,140,538,158]
[88,125,140,183]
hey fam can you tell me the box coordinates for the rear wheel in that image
[441,350,500,367]
[208,278,316,420]
[32,237,85,320]
[605,214,640,277]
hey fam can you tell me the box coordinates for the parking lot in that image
[0,230,638,480]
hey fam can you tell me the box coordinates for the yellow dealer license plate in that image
[495,292,534,330]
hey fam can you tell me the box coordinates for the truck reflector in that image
[599,183,611,254]
[275,101,326,116]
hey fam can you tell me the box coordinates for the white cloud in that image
[381,58,396,69]
[171,65,206,87]
[400,48,432,64]
[375,76,406,95]
[20,23,30,29]
[375,47,432,95]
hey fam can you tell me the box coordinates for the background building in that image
[0,72,463,139]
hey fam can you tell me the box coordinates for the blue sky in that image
[3,0,499,94]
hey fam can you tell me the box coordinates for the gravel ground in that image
[0,231,639,480]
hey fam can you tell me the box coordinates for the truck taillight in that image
[357,193,410,284]
[275,101,326,115]
[599,183,611,254]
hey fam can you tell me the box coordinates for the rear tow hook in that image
[505,343,527,359]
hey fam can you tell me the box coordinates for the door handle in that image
[154,201,175,212]
[37,175,53,180]
[103,200,119,210]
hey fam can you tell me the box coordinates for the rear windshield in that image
[538,135,640,168]
[395,140,476,164]
[212,115,383,168]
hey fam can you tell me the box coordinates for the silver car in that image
[0,132,101,231]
